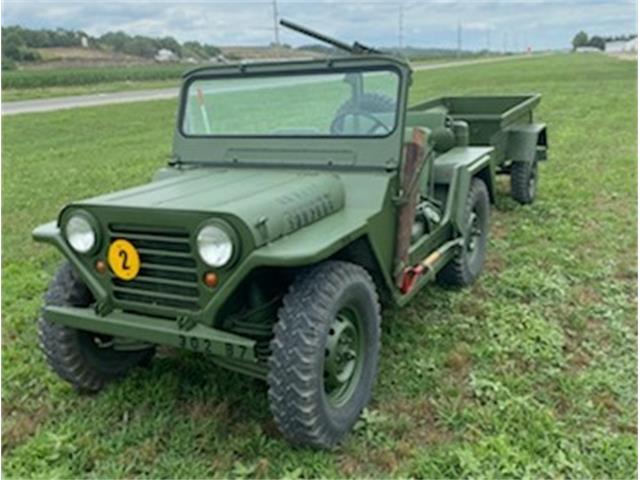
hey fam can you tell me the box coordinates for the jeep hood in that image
[73,168,345,246]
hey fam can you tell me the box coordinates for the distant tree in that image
[572,31,589,50]
[100,31,130,52]
[202,44,221,57]
[157,36,182,57]
[588,35,606,50]
[2,57,16,70]
[128,36,157,58]
[0,24,221,62]
[2,31,26,59]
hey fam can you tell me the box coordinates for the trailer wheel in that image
[38,262,154,392]
[511,159,538,204]
[268,261,381,449]
[437,178,490,287]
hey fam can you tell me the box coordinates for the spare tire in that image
[331,93,396,135]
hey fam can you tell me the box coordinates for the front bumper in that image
[43,305,257,362]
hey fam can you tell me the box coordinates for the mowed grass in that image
[2,53,637,477]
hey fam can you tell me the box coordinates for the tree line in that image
[572,31,637,51]
[1,25,221,68]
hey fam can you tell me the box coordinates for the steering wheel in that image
[330,111,391,136]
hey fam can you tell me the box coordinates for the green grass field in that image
[2,53,637,478]
[1,55,503,102]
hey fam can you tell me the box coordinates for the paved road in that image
[2,54,534,116]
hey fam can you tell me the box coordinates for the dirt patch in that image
[338,398,455,476]
[485,252,506,274]
[445,342,473,376]
[572,285,602,306]
[2,405,50,451]
[592,392,622,414]
[384,397,455,446]
[182,399,236,428]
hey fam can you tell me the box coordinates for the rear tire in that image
[511,159,538,204]
[437,179,490,287]
[38,262,154,392]
[267,261,381,449]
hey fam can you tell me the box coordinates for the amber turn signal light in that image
[96,260,107,273]
[204,272,218,288]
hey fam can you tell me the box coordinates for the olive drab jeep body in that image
[34,20,548,448]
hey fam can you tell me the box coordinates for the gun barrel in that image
[279,19,355,53]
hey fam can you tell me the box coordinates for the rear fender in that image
[506,123,548,164]
[452,156,494,233]
[432,147,494,235]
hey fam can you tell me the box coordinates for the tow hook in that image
[399,238,465,294]
[400,250,442,294]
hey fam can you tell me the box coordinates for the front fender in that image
[33,221,109,303]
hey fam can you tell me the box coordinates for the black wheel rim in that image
[323,306,365,408]
[465,210,482,261]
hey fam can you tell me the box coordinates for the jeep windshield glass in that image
[181,68,400,137]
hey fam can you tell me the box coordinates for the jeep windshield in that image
[181,67,400,138]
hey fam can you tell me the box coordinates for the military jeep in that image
[34,21,548,448]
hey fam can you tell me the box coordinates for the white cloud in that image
[1,0,636,50]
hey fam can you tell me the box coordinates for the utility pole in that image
[272,0,280,46]
[502,32,507,53]
[456,21,462,58]
[486,29,491,53]
[398,2,404,50]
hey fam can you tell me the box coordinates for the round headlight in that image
[197,224,234,267]
[65,215,96,253]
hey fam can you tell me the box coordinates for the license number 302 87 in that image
[178,334,249,360]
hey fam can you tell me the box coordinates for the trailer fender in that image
[506,123,548,164]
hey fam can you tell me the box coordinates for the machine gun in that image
[279,19,382,55]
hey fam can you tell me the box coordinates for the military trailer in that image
[34,21,548,448]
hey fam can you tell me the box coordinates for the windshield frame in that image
[177,64,403,140]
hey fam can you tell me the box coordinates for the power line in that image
[398,2,404,49]
[272,0,280,45]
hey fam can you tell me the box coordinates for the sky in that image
[1,0,637,51]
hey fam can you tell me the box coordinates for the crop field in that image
[2,64,186,94]
[2,53,637,477]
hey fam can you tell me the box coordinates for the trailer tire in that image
[268,261,381,449]
[511,159,538,204]
[38,262,155,392]
[437,178,490,287]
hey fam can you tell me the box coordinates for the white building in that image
[575,46,602,53]
[155,48,177,62]
[605,37,638,53]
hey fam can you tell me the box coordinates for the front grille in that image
[108,224,200,311]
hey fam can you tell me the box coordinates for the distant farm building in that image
[155,48,178,62]
[575,46,602,53]
[605,37,638,54]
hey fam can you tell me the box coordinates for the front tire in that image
[267,261,381,449]
[38,262,154,392]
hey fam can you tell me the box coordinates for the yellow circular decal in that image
[108,239,140,281]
